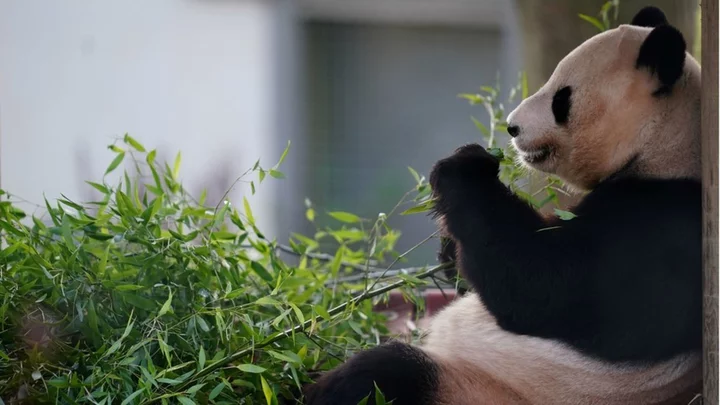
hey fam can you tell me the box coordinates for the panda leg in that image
[429,144,546,243]
[302,341,440,405]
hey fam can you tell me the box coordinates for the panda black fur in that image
[303,7,702,405]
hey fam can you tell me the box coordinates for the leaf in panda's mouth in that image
[522,146,552,164]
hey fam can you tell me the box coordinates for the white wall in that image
[0,0,279,234]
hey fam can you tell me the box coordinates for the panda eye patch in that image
[552,86,572,125]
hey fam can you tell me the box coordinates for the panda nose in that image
[507,125,521,138]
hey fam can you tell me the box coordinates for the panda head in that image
[506,6,701,191]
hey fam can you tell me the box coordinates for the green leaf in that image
[157,333,172,365]
[243,197,255,225]
[458,93,485,104]
[401,200,434,216]
[176,396,196,405]
[87,300,100,337]
[103,314,134,358]
[123,294,156,311]
[348,320,365,336]
[147,149,157,164]
[289,302,305,324]
[330,245,344,277]
[87,231,114,241]
[269,169,285,179]
[198,346,206,371]
[407,166,421,184]
[471,116,490,136]
[120,389,144,405]
[224,289,245,300]
[196,316,211,333]
[115,284,143,292]
[158,288,173,317]
[105,152,126,175]
[487,148,504,160]
[237,364,266,374]
[261,375,275,405]
[554,209,577,221]
[0,219,24,237]
[209,382,226,400]
[251,261,273,282]
[173,151,182,179]
[267,350,301,365]
[328,211,361,224]
[60,214,75,250]
[313,305,332,322]
[357,394,371,405]
[59,195,84,211]
[168,229,198,242]
[186,383,206,394]
[275,140,291,168]
[124,133,146,152]
[86,181,110,194]
[157,378,182,385]
[272,309,291,328]
[199,188,207,205]
[143,195,163,223]
[47,376,69,388]
[255,296,281,306]
[374,382,388,405]
[578,14,605,32]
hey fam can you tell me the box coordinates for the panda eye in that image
[552,86,572,125]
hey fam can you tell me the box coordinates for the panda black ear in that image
[631,6,669,28]
[636,25,686,96]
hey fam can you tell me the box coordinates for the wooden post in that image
[702,0,719,404]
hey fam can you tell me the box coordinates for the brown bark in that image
[701,0,719,402]
[515,0,699,92]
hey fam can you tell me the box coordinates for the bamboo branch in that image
[274,243,381,272]
[141,261,455,404]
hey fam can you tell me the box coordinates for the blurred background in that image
[0,0,700,265]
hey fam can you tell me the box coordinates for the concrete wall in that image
[296,0,522,265]
[0,0,279,233]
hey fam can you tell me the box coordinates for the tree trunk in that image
[515,0,700,92]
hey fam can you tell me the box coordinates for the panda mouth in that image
[521,146,552,164]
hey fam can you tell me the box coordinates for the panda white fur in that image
[303,6,702,405]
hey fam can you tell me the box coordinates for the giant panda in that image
[302,6,702,405]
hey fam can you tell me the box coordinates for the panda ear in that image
[636,25,686,96]
[631,6,669,28]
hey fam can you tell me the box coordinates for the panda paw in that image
[429,143,500,199]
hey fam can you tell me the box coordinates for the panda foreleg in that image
[302,341,440,405]
[429,143,547,240]
[429,143,579,336]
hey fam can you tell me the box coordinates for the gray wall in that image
[301,22,512,265]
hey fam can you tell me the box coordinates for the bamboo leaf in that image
[578,14,605,32]
[105,152,126,175]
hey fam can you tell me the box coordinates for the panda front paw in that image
[429,143,500,201]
